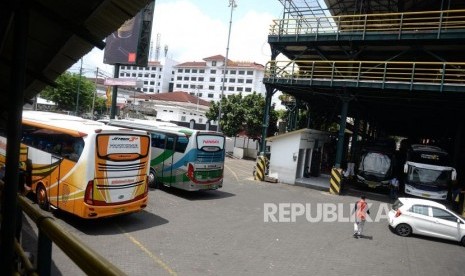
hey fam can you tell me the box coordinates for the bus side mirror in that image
[403,164,408,174]
[452,169,457,181]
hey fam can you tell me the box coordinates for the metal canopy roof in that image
[0,0,152,126]
[271,0,465,139]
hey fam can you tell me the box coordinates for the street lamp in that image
[196,85,200,111]
[218,0,237,132]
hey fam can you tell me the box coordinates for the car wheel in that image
[36,185,50,211]
[461,236,465,247]
[395,223,412,237]
[148,169,158,189]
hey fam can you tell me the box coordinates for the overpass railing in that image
[0,180,126,275]
[270,9,465,38]
[264,60,465,91]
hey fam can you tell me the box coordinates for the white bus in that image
[0,111,151,219]
[403,144,457,200]
[104,119,225,191]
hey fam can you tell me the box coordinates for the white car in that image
[388,197,465,246]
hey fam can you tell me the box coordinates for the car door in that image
[407,205,435,235]
[430,207,462,241]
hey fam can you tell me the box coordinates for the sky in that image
[71,0,284,77]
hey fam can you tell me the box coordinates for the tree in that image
[206,92,278,138]
[40,72,95,114]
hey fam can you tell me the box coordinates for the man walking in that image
[389,177,399,200]
[353,195,370,238]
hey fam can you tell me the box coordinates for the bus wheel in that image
[148,169,158,189]
[36,185,50,211]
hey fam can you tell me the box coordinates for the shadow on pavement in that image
[156,186,235,201]
[52,209,169,235]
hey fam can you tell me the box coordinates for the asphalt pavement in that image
[20,157,465,276]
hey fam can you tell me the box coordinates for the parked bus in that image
[104,119,225,191]
[0,111,151,219]
[403,144,456,200]
[355,139,397,189]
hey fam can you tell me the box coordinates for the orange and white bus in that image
[0,111,151,219]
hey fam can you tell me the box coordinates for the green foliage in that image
[40,72,96,114]
[205,92,278,138]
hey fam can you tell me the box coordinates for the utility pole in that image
[75,58,83,115]
[218,0,236,132]
[91,67,98,119]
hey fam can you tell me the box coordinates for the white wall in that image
[269,134,300,184]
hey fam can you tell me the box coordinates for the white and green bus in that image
[104,119,225,191]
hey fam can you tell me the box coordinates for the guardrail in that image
[0,180,126,275]
[270,9,465,38]
[264,60,465,90]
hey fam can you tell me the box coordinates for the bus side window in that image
[175,136,189,153]
[151,133,166,149]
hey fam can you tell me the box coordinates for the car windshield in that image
[407,166,451,187]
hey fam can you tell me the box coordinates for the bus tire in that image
[36,184,50,211]
[148,169,158,189]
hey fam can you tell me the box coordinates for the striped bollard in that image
[329,168,343,195]
[254,155,266,181]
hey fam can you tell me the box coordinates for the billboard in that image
[103,1,155,66]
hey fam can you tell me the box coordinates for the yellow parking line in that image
[225,164,240,182]
[118,226,177,276]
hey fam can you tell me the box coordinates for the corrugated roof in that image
[1,0,153,125]
[137,91,211,107]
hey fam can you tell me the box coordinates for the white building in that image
[117,57,178,94]
[173,55,266,101]
[136,91,211,127]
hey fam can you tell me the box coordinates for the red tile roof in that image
[137,91,211,107]
[175,61,206,67]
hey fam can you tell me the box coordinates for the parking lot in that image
[22,157,465,276]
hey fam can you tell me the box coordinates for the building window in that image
[190,84,196,89]
[121,66,126,69]
[183,84,188,88]
[191,77,197,81]
[229,78,235,83]
[228,87,234,91]
[246,79,253,84]
[199,77,204,81]
[239,70,245,75]
[210,77,215,82]
[184,76,189,81]
[245,88,252,92]
[247,71,253,75]
[151,74,155,77]
[149,88,154,92]
[198,93,203,97]
[230,70,236,74]
[185,69,190,73]
[181,116,186,121]
[211,69,216,74]
[208,93,214,98]
[132,73,136,77]
[177,76,182,80]
[238,79,244,83]
[176,84,181,88]
[209,85,215,90]
[192,69,197,73]
[237,87,243,92]
[150,81,155,85]
[212,61,217,66]
[138,73,142,77]
[178,69,182,73]
[144,81,148,84]
[200,69,205,73]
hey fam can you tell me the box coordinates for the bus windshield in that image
[359,152,391,177]
[407,166,451,187]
